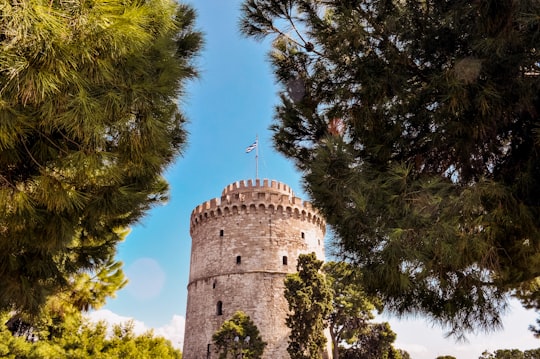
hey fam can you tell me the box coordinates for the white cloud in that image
[154,315,185,349]
[86,309,185,349]
[381,299,539,359]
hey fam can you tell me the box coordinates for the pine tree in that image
[0,0,202,313]
[324,261,378,359]
[324,261,406,359]
[241,0,540,336]
[284,253,332,359]
[212,311,267,359]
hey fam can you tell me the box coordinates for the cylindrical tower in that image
[183,179,327,359]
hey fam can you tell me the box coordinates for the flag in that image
[245,140,257,153]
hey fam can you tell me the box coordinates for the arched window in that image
[216,301,223,316]
[236,256,241,264]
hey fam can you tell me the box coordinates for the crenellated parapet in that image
[190,179,325,232]
[221,178,294,196]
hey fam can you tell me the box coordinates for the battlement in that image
[221,179,294,196]
[190,179,325,231]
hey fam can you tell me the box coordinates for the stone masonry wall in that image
[183,179,327,359]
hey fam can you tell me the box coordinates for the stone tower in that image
[183,179,328,359]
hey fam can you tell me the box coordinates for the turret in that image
[183,179,328,359]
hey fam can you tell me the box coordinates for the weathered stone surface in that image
[183,179,328,359]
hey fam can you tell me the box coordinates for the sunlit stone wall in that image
[183,179,328,359]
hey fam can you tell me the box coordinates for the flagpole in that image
[245,137,259,180]
[255,135,259,180]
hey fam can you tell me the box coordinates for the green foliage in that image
[524,348,540,359]
[7,254,127,343]
[515,278,540,338]
[480,348,540,359]
[284,253,332,359]
[240,0,540,337]
[399,350,411,359]
[339,322,403,359]
[437,356,457,359]
[0,311,182,358]
[66,255,128,313]
[480,349,525,359]
[323,261,378,358]
[324,261,407,359]
[212,311,266,359]
[395,349,411,359]
[0,0,202,313]
[0,312,32,357]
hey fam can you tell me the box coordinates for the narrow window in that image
[282,256,288,265]
[213,281,216,289]
[220,229,224,237]
[216,301,223,316]
[236,256,241,264]
[301,232,305,239]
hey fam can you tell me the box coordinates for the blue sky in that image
[94,1,540,357]
[102,0,304,324]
